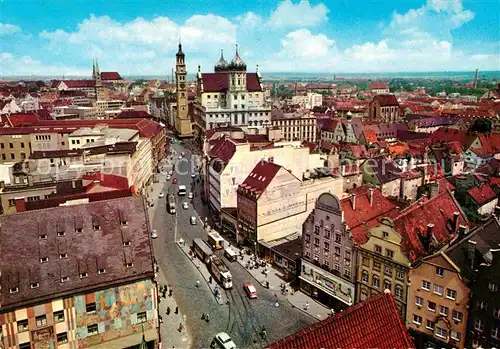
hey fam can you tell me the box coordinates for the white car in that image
[190,216,197,225]
[151,229,158,239]
[158,192,165,198]
[212,332,236,349]
[166,175,171,180]
[182,202,189,210]
[188,192,193,199]
[178,155,182,159]
[168,170,174,176]
[191,173,196,178]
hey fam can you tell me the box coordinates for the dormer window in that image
[39,234,47,240]
[98,268,106,274]
[40,257,49,263]
[59,253,67,259]
[60,276,69,282]
[75,228,83,233]
[126,263,133,268]
[123,241,131,246]
[57,231,65,237]
[120,220,127,226]
[93,224,100,231]
[80,272,88,279]
[30,282,39,289]
[9,287,19,293]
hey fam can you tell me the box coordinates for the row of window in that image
[361,259,405,280]
[374,244,395,258]
[361,272,404,298]
[0,142,27,149]
[412,315,462,342]
[474,318,500,339]
[421,280,457,300]
[1,152,27,161]
[415,296,462,320]
[34,135,52,141]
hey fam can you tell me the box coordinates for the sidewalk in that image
[156,268,192,349]
[227,244,331,320]
[177,240,227,306]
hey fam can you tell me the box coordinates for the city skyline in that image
[1,0,499,76]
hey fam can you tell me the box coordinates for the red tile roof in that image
[476,134,500,156]
[368,82,389,90]
[82,172,129,190]
[363,129,378,143]
[6,112,42,127]
[239,161,281,198]
[117,110,151,119]
[267,292,414,349]
[61,80,95,88]
[209,138,238,164]
[436,177,455,192]
[371,94,399,106]
[201,73,262,93]
[430,127,476,148]
[393,190,468,261]
[467,184,497,205]
[101,72,122,80]
[341,186,399,245]
[446,141,463,154]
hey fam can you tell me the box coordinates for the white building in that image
[19,94,40,112]
[193,47,272,139]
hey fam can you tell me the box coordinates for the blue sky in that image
[0,0,499,76]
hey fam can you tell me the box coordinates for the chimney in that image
[350,194,356,210]
[458,225,467,239]
[369,188,374,207]
[452,211,460,232]
[429,182,439,198]
[467,240,477,267]
[422,223,434,251]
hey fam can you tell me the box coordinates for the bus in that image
[167,194,176,214]
[192,238,213,264]
[178,185,187,196]
[207,232,225,250]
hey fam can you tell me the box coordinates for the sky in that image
[0,0,499,76]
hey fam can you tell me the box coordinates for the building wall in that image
[256,174,343,242]
[401,177,422,202]
[129,139,153,193]
[0,279,158,349]
[356,219,410,319]
[477,197,499,216]
[382,179,402,198]
[406,254,470,349]
[30,133,68,152]
[271,117,317,143]
[0,185,57,215]
[0,134,31,163]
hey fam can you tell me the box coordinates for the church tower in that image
[93,58,106,101]
[174,41,193,137]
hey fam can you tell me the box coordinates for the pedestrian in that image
[166,307,170,315]
[205,314,210,322]
[209,276,212,284]
[169,289,172,297]
[178,323,183,332]
[201,313,205,320]
[196,280,200,288]
[175,306,178,314]
[304,302,309,310]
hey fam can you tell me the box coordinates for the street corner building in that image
[0,196,159,349]
[266,291,415,349]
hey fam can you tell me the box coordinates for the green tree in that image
[468,118,492,134]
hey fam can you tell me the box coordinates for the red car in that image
[172,178,178,184]
[243,283,257,299]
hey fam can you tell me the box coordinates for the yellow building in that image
[270,111,317,143]
[356,217,411,318]
[174,42,193,138]
[0,129,32,164]
[406,251,470,349]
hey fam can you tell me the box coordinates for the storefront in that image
[299,259,354,312]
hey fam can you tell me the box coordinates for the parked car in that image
[172,178,178,184]
[191,173,197,178]
[166,175,171,180]
[182,202,189,210]
[243,283,257,299]
[178,155,182,159]
[188,192,193,199]
[190,216,197,225]
[151,229,158,239]
[212,332,236,349]
[158,192,165,198]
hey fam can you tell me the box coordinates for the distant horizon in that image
[1,70,499,81]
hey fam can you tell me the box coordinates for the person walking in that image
[304,302,309,310]
[196,280,200,288]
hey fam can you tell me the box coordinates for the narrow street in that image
[150,140,315,348]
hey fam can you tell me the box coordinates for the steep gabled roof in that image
[368,82,389,90]
[239,161,282,199]
[201,72,262,93]
[101,72,122,80]
[393,190,468,261]
[467,184,497,205]
[266,292,414,349]
[371,94,399,106]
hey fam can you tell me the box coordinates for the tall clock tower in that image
[174,42,193,137]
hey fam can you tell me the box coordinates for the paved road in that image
[151,141,314,349]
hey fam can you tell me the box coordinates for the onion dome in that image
[214,49,228,72]
[228,44,246,71]
[176,42,184,57]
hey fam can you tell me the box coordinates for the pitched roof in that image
[60,80,95,88]
[117,110,151,119]
[363,129,378,143]
[101,72,122,80]
[368,82,389,90]
[341,186,399,245]
[0,196,153,311]
[266,292,414,349]
[371,94,399,106]
[239,161,282,198]
[429,127,476,148]
[364,156,402,184]
[209,137,238,164]
[393,190,468,261]
[467,184,497,205]
[82,172,129,190]
[6,112,42,127]
[201,72,262,93]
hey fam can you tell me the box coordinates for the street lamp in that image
[139,324,147,349]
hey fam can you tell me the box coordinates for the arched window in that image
[362,271,369,283]
[372,275,380,289]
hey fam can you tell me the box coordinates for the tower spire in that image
[95,58,100,74]
[92,58,96,79]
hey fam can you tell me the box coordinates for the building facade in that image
[300,193,356,311]
[356,218,411,318]
[369,94,400,123]
[193,47,271,141]
[270,112,317,143]
[0,196,158,349]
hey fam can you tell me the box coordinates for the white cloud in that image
[0,52,85,76]
[0,23,21,36]
[269,0,328,28]
[235,12,263,27]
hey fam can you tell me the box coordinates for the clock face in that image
[180,83,185,89]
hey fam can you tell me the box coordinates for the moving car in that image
[190,216,197,225]
[188,192,193,199]
[243,283,257,299]
[168,170,173,176]
[158,192,165,198]
[212,332,236,349]
[182,202,189,210]
[166,175,171,180]
[191,173,196,178]
[172,178,178,184]
[178,155,182,159]
[151,229,158,239]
